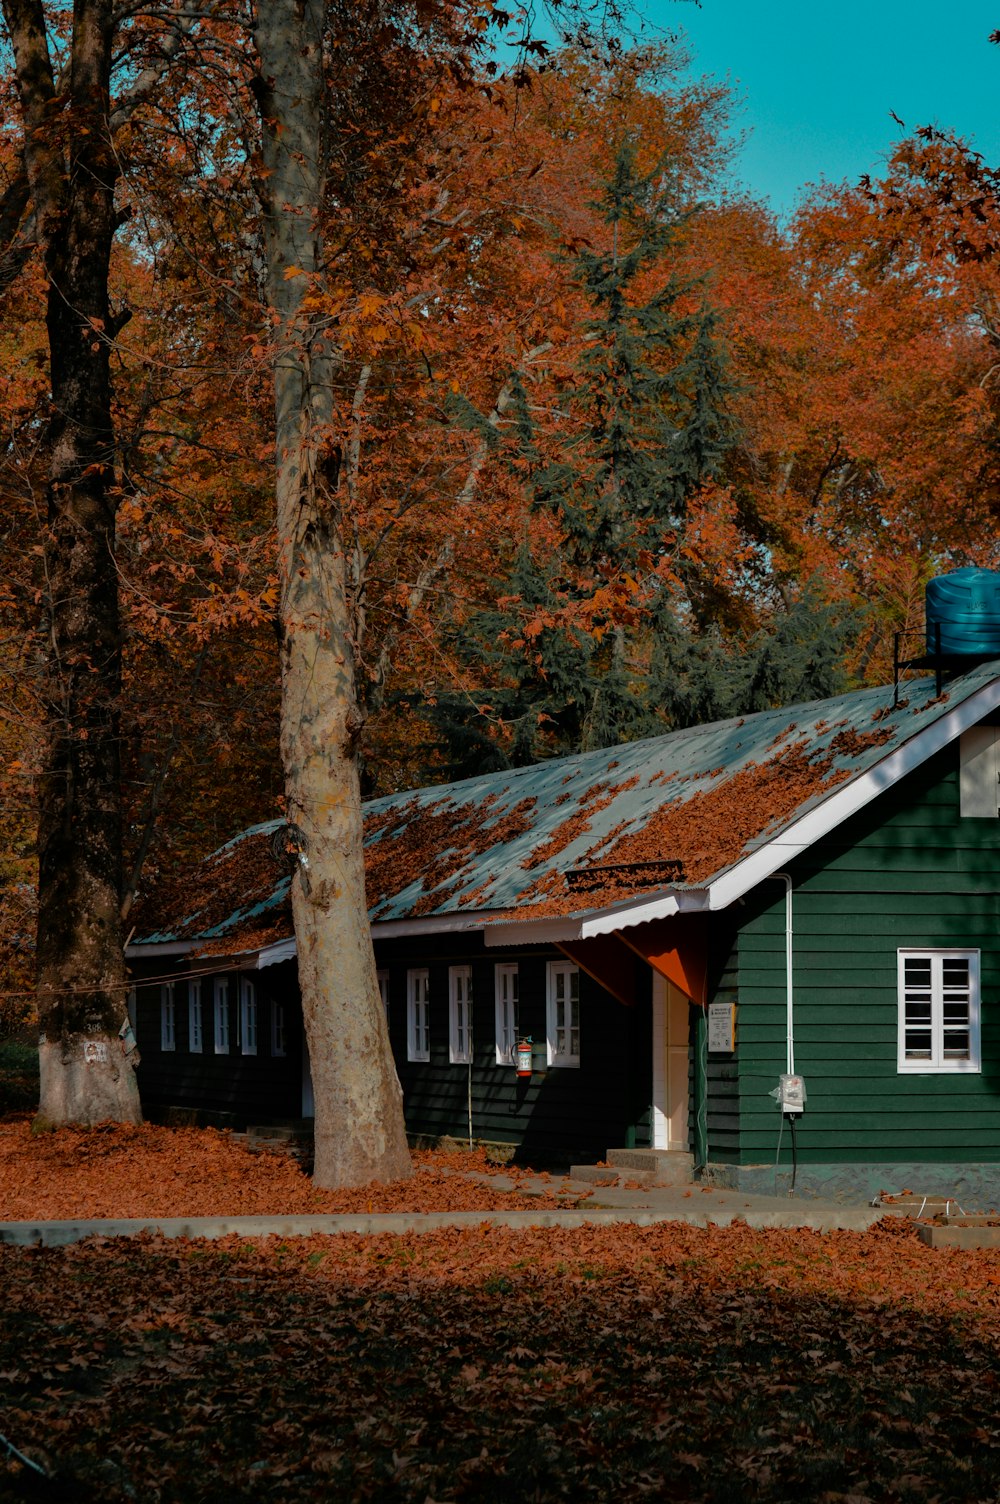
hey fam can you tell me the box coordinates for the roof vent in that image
[926,568,1000,657]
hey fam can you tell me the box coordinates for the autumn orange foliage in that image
[0,1119,573,1220]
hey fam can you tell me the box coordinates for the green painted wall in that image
[712,739,1000,1166]
[377,933,653,1161]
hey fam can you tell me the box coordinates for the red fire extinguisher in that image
[516,1037,533,1078]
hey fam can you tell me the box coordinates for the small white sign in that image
[708,1003,735,1053]
[83,1040,108,1065]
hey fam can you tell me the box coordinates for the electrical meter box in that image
[708,1003,736,1053]
[778,1074,806,1115]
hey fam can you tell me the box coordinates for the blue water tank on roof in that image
[925,568,1000,656]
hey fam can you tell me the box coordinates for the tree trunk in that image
[254,0,411,1187]
[4,0,140,1124]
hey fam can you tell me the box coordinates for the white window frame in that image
[898,948,981,1074]
[188,978,203,1054]
[377,969,390,1022]
[271,999,287,1058]
[407,968,430,1062]
[213,977,230,1055]
[449,966,473,1064]
[160,983,176,1052]
[546,961,581,1068]
[240,977,258,1057]
[495,963,518,1064]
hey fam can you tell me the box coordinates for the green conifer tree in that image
[430,147,853,774]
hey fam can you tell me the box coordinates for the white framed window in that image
[898,949,980,1073]
[547,961,580,1068]
[160,983,176,1052]
[449,966,473,1064]
[187,979,203,1053]
[495,963,518,1064]
[214,977,230,1055]
[271,1000,287,1058]
[240,977,258,1057]
[377,969,390,1021]
[407,968,430,1062]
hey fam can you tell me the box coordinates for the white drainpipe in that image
[773,872,794,1076]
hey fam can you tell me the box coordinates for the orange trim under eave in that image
[555,935,635,1008]
[617,914,707,1006]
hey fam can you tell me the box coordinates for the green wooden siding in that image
[132,961,303,1126]
[700,923,740,1162]
[715,741,1000,1166]
[378,934,653,1161]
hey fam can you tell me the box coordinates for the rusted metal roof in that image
[131,660,1000,951]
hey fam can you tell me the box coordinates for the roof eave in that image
[705,672,1000,911]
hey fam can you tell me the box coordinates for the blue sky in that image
[631,1,1000,216]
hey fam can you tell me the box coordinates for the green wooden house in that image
[129,654,1000,1197]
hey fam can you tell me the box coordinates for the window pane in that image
[904,958,932,988]
[942,958,970,989]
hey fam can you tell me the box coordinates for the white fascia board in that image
[481,891,704,946]
[579,892,681,938]
[482,916,589,946]
[128,938,274,971]
[256,938,297,969]
[189,952,261,975]
[707,677,1000,911]
[372,911,502,940]
[126,940,197,959]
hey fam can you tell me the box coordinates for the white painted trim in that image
[484,917,589,947]
[159,983,176,1052]
[271,999,287,1058]
[580,892,689,937]
[406,968,430,1062]
[494,963,518,1065]
[546,960,581,1068]
[188,978,203,1054]
[375,911,502,940]
[897,948,981,1073]
[257,938,297,968]
[127,940,196,958]
[240,976,258,1057]
[213,977,230,1054]
[448,965,473,1064]
[650,973,668,1150]
[706,678,1000,912]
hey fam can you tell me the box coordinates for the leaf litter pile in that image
[5,1219,1000,1502]
[0,1120,574,1220]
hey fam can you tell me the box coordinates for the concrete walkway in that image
[0,1172,894,1247]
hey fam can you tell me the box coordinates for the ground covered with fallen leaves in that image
[0,1119,574,1220]
[4,1219,1000,1501]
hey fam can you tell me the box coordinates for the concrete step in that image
[246,1124,313,1164]
[568,1165,657,1186]
[606,1148,695,1186]
[247,1122,313,1143]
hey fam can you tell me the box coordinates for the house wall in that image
[129,940,654,1160]
[712,739,1000,1191]
[376,932,653,1162]
[131,960,302,1127]
[701,919,741,1164]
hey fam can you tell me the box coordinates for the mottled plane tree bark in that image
[252,0,412,1186]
